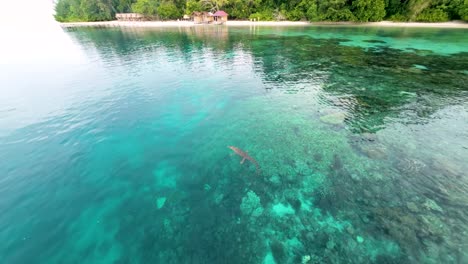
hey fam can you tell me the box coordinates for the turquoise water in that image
[1,25,468,263]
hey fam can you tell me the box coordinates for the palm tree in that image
[200,0,227,12]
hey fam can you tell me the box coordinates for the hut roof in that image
[213,10,228,17]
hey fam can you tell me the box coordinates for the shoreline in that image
[60,20,468,29]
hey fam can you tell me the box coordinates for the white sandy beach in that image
[59,20,310,28]
[60,20,468,28]
[326,20,468,28]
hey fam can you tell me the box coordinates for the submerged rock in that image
[240,190,264,218]
[270,239,286,264]
[269,174,282,187]
[360,145,387,159]
[263,252,276,264]
[349,173,360,182]
[420,215,448,237]
[406,202,420,213]
[422,198,443,213]
[346,225,355,235]
[326,239,336,249]
[214,193,224,205]
[356,236,364,243]
[272,202,296,217]
[406,48,434,56]
[320,112,346,125]
[156,197,167,209]
[399,91,417,97]
[413,64,428,70]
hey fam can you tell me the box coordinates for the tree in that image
[306,4,319,21]
[325,7,356,21]
[55,0,72,22]
[286,8,304,21]
[227,0,261,19]
[200,0,228,12]
[353,0,386,22]
[116,0,136,12]
[385,0,407,17]
[458,0,468,20]
[55,0,115,21]
[416,8,449,21]
[296,0,319,21]
[316,0,356,21]
[132,0,159,17]
[406,0,432,21]
[185,0,202,14]
[249,9,274,21]
[157,1,181,19]
[80,0,113,21]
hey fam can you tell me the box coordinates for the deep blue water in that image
[1,25,468,264]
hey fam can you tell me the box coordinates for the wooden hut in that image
[212,10,228,24]
[192,12,203,23]
[192,11,214,24]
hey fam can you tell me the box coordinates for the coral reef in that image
[240,190,264,218]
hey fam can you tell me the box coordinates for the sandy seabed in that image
[60,20,468,29]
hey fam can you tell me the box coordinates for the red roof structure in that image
[212,10,228,17]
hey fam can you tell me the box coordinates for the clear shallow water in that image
[1,25,468,264]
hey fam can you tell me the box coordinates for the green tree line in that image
[55,0,468,22]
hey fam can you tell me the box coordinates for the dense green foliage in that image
[157,1,181,19]
[415,8,449,22]
[456,0,468,20]
[132,0,159,17]
[353,0,386,22]
[55,0,468,22]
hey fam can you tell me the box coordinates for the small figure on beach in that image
[228,146,261,173]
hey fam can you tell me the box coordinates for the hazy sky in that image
[1,0,55,25]
[0,1,90,134]
[0,0,84,65]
